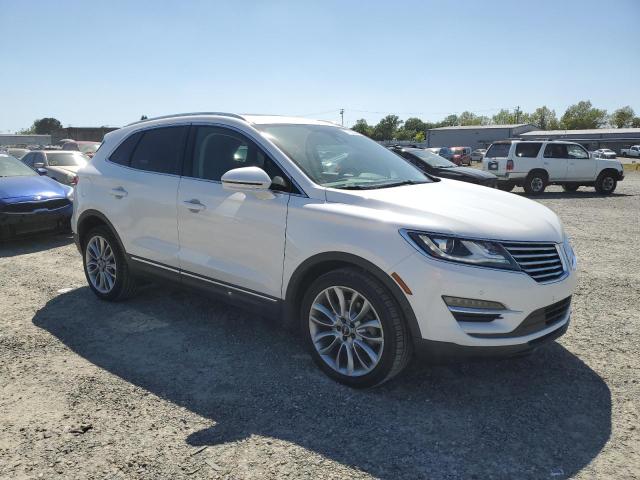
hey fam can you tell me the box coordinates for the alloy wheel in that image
[85,235,117,294]
[531,177,544,192]
[602,177,615,191]
[309,286,384,377]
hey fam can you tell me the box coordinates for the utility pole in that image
[514,105,521,124]
[340,108,344,126]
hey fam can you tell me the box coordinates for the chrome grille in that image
[502,242,565,283]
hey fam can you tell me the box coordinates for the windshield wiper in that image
[373,180,429,189]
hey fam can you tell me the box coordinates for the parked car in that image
[62,141,101,158]
[72,113,577,388]
[0,154,73,239]
[426,147,453,160]
[21,150,89,185]
[388,146,497,187]
[6,148,30,160]
[471,148,487,162]
[592,149,617,159]
[449,146,472,166]
[482,140,624,194]
[621,145,640,158]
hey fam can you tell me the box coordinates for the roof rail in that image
[126,112,245,127]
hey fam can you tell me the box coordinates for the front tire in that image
[497,182,515,192]
[301,268,412,388]
[523,172,547,195]
[82,226,137,301]
[595,172,617,195]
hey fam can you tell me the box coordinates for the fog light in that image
[442,296,505,310]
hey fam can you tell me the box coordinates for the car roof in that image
[126,112,339,128]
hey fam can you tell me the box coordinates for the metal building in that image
[518,128,640,153]
[0,134,51,146]
[426,124,536,150]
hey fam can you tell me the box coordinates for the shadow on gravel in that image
[34,286,611,479]
[516,191,634,199]
[0,232,73,258]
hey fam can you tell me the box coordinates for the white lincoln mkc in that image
[72,113,577,387]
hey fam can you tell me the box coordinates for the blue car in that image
[0,154,73,240]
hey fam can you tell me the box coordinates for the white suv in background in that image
[483,140,624,194]
[72,113,577,387]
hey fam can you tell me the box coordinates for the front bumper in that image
[0,204,72,239]
[392,249,577,352]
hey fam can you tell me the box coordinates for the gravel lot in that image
[1,174,639,479]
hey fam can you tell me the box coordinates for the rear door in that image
[96,125,187,268]
[176,125,290,299]
[542,144,569,180]
[566,143,595,180]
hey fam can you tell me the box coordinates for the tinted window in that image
[130,127,187,174]
[485,143,511,157]
[190,126,291,191]
[544,144,568,158]
[46,152,88,167]
[567,144,589,159]
[515,143,542,158]
[110,132,142,166]
[22,153,35,166]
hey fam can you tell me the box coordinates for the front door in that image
[566,144,595,180]
[177,125,290,299]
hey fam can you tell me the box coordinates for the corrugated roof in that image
[521,128,640,136]
[429,124,533,130]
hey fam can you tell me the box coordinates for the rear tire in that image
[497,182,515,192]
[562,184,580,192]
[523,171,547,195]
[595,172,617,195]
[82,225,137,301]
[301,267,412,388]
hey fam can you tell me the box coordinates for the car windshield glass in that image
[485,143,511,157]
[406,149,457,168]
[79,143,100,154]
[257,124,430,189]
[46,152,88,167]
[0,155,37,177]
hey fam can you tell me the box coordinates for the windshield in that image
[79,143,100,154]
[257,124,430,189]
[0,155,37,177]
[406,148,457,168]
[46,152,88,167]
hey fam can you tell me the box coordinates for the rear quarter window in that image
[485,143,511,157]
[130,126,188,174]
[109,132,143,166]
[515,143,542,158]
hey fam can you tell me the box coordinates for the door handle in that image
[110,187,128,199]
[183,199,206,212]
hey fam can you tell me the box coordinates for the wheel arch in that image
[77,210,126,254]
[597,167,621,179]
[284,252,422,342]
[528,168,549,180]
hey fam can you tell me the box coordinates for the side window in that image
[35,152,46,165]
[544,144,568,159]
[190,126,293,192]
[567,144,589,159]
[515,143,542,158]
[22,153,34,166]
[109,132,143,166]
[129,127,188,174]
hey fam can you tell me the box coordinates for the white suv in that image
[482,140,624,194]
[72,113,577,387]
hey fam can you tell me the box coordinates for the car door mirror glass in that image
[36,168,48,175]
[221,166,272,191]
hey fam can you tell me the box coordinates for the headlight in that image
[403,231,519,270]
[563,236,577,271]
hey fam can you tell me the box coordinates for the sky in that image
[1,0,639,133]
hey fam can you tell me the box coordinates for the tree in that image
[458,111,484,126]
[491,109,517,125]
[414,131,425,142]
[610,106,635,128]
[372,115,402,141]
[632,117,640,128]
[403,117,428,134]
[140,115,148,121]
[560,101,608,129]
[529,106,559,130]
[351,118,373,137]
[440,114,459,127]
[32,118,63,134]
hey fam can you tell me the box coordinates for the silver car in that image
[20,150,89,185]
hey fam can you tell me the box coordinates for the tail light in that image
[71,176,78,186]
[506,160,514,171]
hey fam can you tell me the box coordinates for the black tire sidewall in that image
[301,269,404,388]
[82,226,128,300]
[524,173,546,195]
[596,174,617,194]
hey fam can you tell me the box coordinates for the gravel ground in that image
[1,174,639,480]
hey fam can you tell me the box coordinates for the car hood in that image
[435,166,496,180]
[0,175,71,201]
[325,179,564,243]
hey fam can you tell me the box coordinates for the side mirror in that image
[36,168,48,175]
[221,166,272,191]
[34,162,45,168]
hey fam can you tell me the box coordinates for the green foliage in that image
[351,118,373,137]
[610,106,635,128]
[491,109,517,125]
[32,118,63,135]
[372,115,403,141]
[413,131,425,142]
[560,101,608,129]
[140,115,148,121]
[529,106,559,130]
[632,117,640,128]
